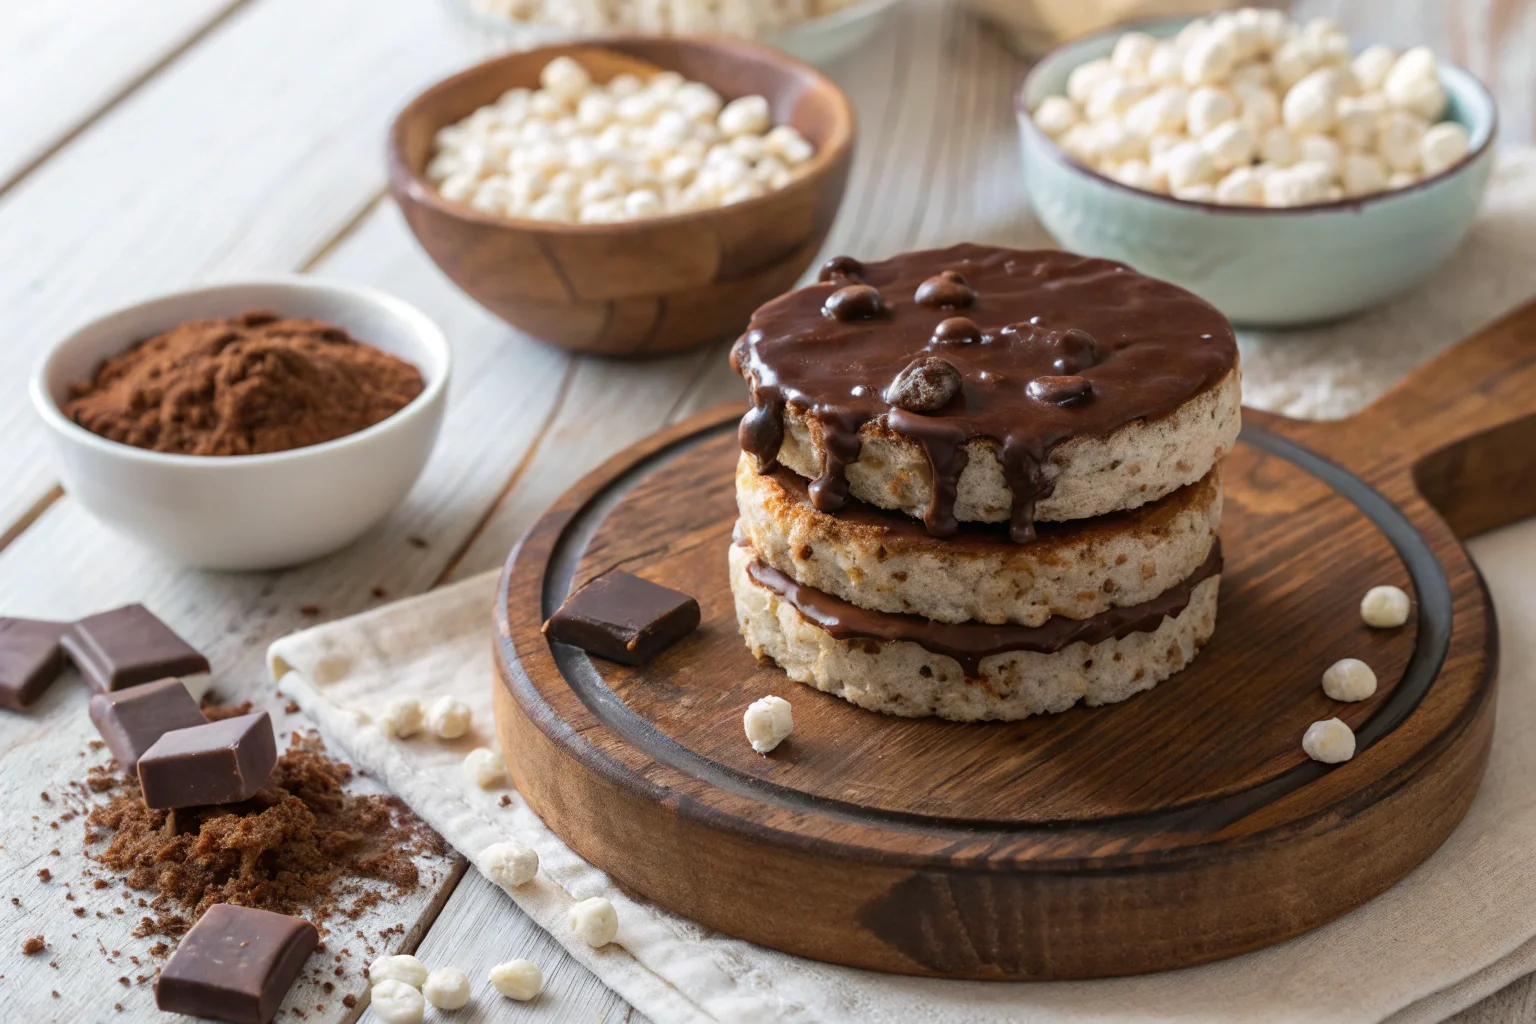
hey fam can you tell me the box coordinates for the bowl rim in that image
[385,33,857,234]
[29,276,452,469]
[1013,14,1500,216]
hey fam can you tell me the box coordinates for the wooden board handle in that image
[1336,299,1536,538]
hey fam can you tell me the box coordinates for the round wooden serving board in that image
[494,303,1536,980]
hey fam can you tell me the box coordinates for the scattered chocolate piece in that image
[22,936,45,955]
[930,316,982,345]
[0,617,70,710]
[90,678,209,772]
[816,255,864,283]
[884,356,962,413]
[61,605,209,694]
[544,571,700,666]
[914,270,975,308]
[156,904,318,1024]
[1027,375,1094,405]
[298,606,320,618]
[37,868,51,882]
[138,712,277,810]
[822,284,886,321]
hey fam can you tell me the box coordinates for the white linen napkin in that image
[267,153,1536,1023]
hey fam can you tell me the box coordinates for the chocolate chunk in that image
[544,571,700,666]
[156,904,318,1024]
[816,255,865,283]
[1027,375,1094,405]
[822,284,887,321]
[138,712,277,809]
[62,605,210,694]
[89,678,208,771]
[884,356,962,412]
[1045,327,1100,374]
[0,618,69,710]
[915,270,976,309]
[930,316,982,345]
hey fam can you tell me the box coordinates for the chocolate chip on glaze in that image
[817,255,865,284]
[822,284,887,322]
[930,317,982,345]
[884,356,962,413]
[1028,375,1094,405]
[731,243,1238,542]
[915,270,976,309]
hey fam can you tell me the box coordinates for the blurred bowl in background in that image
[1015,18,1497,327]
[440,0,902,68]
[388,37,855,357]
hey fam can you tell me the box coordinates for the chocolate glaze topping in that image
[731,244,1237,542]
[744,542,1223,678]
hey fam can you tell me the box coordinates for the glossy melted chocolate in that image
[731,244,1237,542]
[745,542,1223,678]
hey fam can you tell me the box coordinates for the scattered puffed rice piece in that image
[464,747,506,788]
[1361,585,1411,628]
[372,979,425,1024]
[381,697,424,739]
[1322,658,1378,702]
[489,959,544,1000]
[743,695,793,754]
[569,896,619,947]
[426,696,472,739]
[370,954,427,989]
[479,841,539,888]
[1303,718,1357,763]
[422,967,472,1010]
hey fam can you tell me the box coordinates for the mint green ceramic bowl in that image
[1015,19,1497,326]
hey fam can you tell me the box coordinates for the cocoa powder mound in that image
[83,732,442,938]
[63,311,424,456]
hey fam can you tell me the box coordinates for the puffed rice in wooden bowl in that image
[388,38,854,356]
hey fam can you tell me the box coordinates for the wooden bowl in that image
[387,38,855,356]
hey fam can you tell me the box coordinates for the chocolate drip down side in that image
[733,244,1238,542]
[745,542,1223,678]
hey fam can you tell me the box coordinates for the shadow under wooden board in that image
[493,301,1536,981]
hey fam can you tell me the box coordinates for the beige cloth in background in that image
[266,154,1536,1022]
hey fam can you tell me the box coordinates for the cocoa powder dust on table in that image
[82,731,443,939]
[62,311,424,456]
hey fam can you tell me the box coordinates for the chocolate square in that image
[0,617,69,709]
[543,570,700,666]
[156,903,318,1024]
[89,678,209,771]
[138,712,277,809]
[62,603,210,693]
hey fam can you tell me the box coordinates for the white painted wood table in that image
[1,0,1532,1021]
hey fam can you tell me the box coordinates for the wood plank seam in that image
[433,356,582,587]
[0,0,257,199]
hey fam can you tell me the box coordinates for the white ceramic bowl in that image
[30,279,450,571]
[442,0,902,68]
[1016,18,1498,326]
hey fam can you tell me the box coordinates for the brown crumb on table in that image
[82,726,437,939]
[89,740,105,751]
[499,795,512,807]
[342,994,357,1009]
[299,605,321,617]
[284,701,301,714]
[371,586,388,600]
[40,791,50,802]
[407,536,428,549]
[22,936,45,955]
[37,868,51,883]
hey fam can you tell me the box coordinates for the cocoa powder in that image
[63,311,424,456]
[82,730,441,938]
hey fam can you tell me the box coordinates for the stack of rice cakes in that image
[729,244,1240,721]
